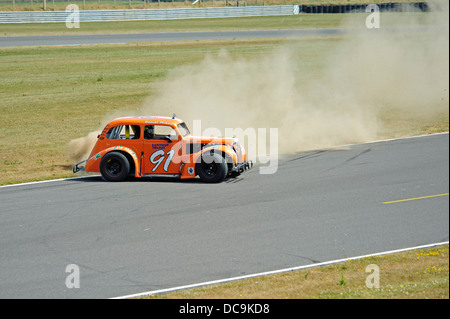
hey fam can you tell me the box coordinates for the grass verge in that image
[143,244,449,299]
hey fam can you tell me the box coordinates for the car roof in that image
[107,116,184,126]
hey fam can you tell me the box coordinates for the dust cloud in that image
[68,130,101,162]
[69,2,449,163]
[140,2,448,157]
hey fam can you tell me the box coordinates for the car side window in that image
[144,125,178,140]
[106,125,140,140]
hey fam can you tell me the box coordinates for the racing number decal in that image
[150,150,175,172]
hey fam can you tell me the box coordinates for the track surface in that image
[0,133,448,298]
[0,26,437,47]
[0,29,347,47]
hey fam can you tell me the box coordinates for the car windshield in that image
[177,122,190,137]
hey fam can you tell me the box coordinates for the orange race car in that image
[73,115,252,183]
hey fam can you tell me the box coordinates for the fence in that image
[0,0,267,10]
[0,2,430,23]
[3,4,296,23]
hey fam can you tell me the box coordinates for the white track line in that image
[1,132,448,189]
[345,131,448,147]
[111,241,449,299]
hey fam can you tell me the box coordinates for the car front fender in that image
[195,145,237,165]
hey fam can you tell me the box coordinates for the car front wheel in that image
[197,152,228,183]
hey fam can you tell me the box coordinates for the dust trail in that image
[67,110,135,162]
[69,2,449,162]
[68,131,100,163]
[139,3,448,156]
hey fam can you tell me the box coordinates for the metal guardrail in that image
[0,5,298,23]
[0,2,430,24]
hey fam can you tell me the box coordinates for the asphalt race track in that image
[0,133,448,298]
[0,26,435,47]
[0,29,346,47]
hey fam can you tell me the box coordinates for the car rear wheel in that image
[100,152,130,182]
[197,152,228,183]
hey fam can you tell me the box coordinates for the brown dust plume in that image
[69,4,449,163]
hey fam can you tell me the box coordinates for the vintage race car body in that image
[73,116,252,183]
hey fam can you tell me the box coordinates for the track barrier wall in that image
[0,2,430,24]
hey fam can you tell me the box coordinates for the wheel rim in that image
[202,162,218,177]
[105,159,122,176]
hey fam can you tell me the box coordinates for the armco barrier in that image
[0,3,430,24]
[0,5,297,23]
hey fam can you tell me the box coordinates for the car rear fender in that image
[85,146,141,177]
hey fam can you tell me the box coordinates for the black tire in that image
[100,152,130,182]
[197,152,228,183]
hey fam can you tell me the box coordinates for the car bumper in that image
[73,160,87,173]
[232,160,253,173]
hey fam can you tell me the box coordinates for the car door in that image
[142,124,182,175]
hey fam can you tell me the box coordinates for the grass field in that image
[144,244,449,299]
